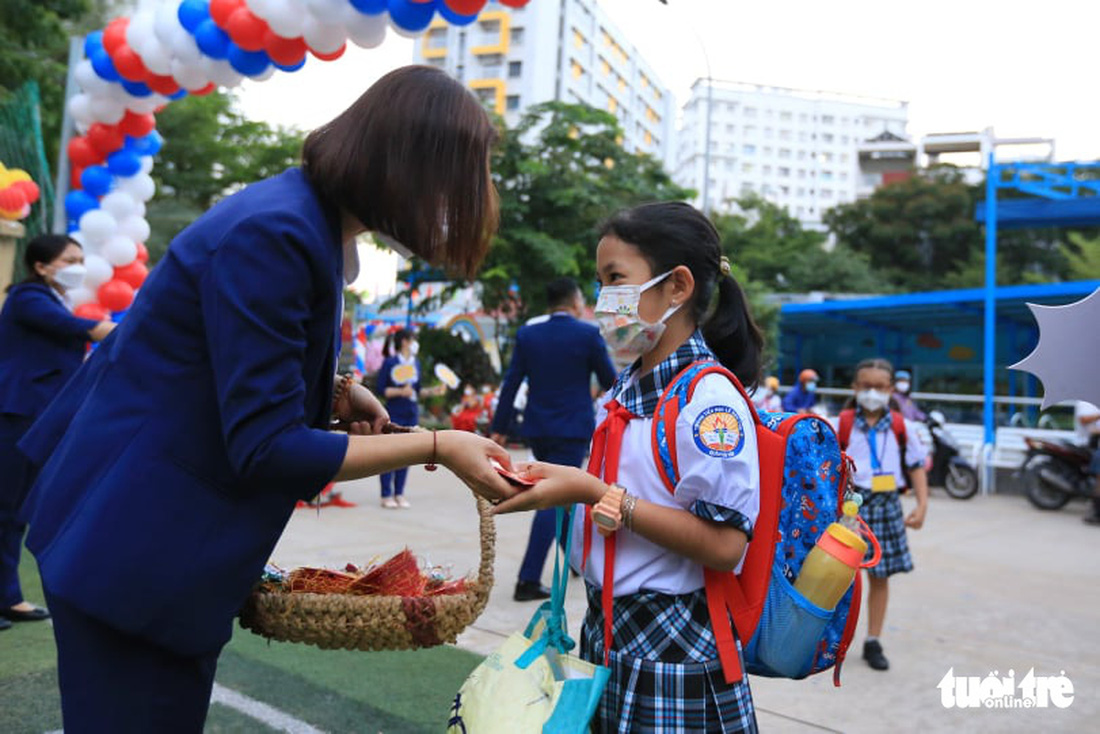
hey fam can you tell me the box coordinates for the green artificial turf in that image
[2,549,484,733]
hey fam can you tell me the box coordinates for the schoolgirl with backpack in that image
[834,357,930,671]
[494,202,881,732]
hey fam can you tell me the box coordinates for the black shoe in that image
[513,581,552,602]
[863,639,889,671]
[1083,515,1100,526]
[2,605,51,622]
[0,617,10,630]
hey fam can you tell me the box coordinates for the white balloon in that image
[139,156,154,175]
[79,210,119,247]
[69,231,88,248]
[203,58,243,89]
[102,235,139,267]
[67,287,95,307]
[250,66,276,82]
[74,60,112,95]
[100,191,140,220]
[154,1,180,46]
[172,58,211,91]
[303,16,347,54]
[346,11,388,49]
[118,215,152,244]
[118,173,156,202]
[265,0,309,39]
[126,11,157,55]
[84,254,115,288]
[306,0,348,25]
[138,37,174,76]
[126,95,162,115]
[68,93,95,128]
[169,25,203,65]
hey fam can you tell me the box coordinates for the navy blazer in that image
[19,168,349,656]
[0,283,97,418]
[491,313,616,441]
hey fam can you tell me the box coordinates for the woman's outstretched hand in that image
[437,431,522,503]
[491,462,606,514]
[334,383,389,435]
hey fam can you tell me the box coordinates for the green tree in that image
[1061,232,1100,280]
[714,194,883,293]
[145,90,304,261]
[480,102,692,320]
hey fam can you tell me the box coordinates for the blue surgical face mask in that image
[806,381,818,392]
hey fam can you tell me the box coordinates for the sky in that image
[234,0,1100,294]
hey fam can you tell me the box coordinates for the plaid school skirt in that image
[580,584,757,733]
[857,488,913,578]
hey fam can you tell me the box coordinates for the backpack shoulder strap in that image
[838,409,855,449]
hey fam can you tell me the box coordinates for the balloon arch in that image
[62,0,530,321]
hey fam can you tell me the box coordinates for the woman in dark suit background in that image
[18,66,519,731]
[0,234,114,631]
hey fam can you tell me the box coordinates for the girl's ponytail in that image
[703,269,763,388]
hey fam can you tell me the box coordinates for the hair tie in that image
[719,256,732,276]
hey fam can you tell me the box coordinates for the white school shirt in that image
[570,374,760,596]
[832,413,927,489]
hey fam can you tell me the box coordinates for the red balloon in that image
[499,0,530,6]
[263,30,306,65]
[135,242,149,264]
[87,122,125,155]
[114,261,149,289]
[311,43,346,62]
[70,165,84,191]
[97,279,135,312]
[119,110,156,138]
[444,0,488,13]
[102,18,130,56]
[190,82,216,96]
[13,180,40,204]
[68,137,102,168]
[111,43,150,82]
[147,74,180,96]
[75,302,111,321]
[210,0,244,27]
[0,187,27,212]
[227,8,269,51]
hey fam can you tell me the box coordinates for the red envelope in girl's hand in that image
[489,458,537,488]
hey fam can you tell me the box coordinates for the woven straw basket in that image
[238,497,495,651]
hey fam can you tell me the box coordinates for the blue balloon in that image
[168,88,188,101]
[65,190,100,220]
[111,308,128,323]
[84,30,104,59]
[388,0,436,33]
[81,166,114,197]
[127,131,164,157]
[178,0,210,33]
[227,44,271,76]
[194,18,230,59]
[437,4,478,26]
[351,0,388,14]
[274,57,307,73]
[90,49,120,82]
[121,79,153,97]
[107,150,142,178]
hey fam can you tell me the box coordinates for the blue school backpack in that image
[651,361,874,686]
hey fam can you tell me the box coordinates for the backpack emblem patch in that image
[692,406,744,458]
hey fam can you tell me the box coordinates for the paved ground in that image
[273,450,1099,733]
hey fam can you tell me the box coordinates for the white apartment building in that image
[674,80,909,230]
[412,0,675,163]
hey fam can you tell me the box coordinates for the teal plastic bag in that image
[448,509,609,733]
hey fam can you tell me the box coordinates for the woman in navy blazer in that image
[0,234,114,631]
[18,66,518,732]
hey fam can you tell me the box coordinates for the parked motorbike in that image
[1019,436,1095,510]
[925,411,980,499]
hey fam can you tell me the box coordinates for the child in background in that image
[752,375,783,413]
[838,358,929,671]
[494,202,763,732]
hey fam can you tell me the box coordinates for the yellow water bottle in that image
[793,518,868,610]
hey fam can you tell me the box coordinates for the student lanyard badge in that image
[866,426,897,493]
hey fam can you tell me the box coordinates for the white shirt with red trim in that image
[570,373,760,596]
